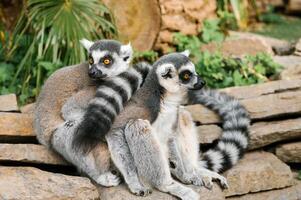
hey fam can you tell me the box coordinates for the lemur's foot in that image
[128,183,152,197]
[64,120,75,128]
[96,172,121,187]
[197,168,228,189]
[181,190,200,200]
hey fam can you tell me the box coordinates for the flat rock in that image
[220,79,301,100]
[0,144,68,165]
[249,118,301,149]
[20,103,35,114]
[0,94,18,111]
[197,125,222,144]
[276,141,301,163]
[0,113,34,139]
[286,0,301,12]
[227,180,301,200]
[201,37,273,57]
[229,31,293,55]
[0,166,99,200]
[99,183,225,200]
[273,56,301,80]
[197,118,301,149]
[223,151,293,196]
[186,90,301,124]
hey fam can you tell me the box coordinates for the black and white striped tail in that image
[72,62,151,152]
[188,89,250,173]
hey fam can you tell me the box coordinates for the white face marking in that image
[90,51,130,78]
[120,43,133,64]
[91,50,107,68]
[156,63,180,93]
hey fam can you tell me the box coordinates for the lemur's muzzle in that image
[88,66,107,79]
[192,76,206,90]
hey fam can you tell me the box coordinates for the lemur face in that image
[80,39,133,79]
[156,51,206,93]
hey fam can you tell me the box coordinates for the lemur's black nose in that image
[193,77,206,90]
[89,67,106,79]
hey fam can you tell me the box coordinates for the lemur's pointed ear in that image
[80,39,93,51]
[180,50,190,57]
[120,42,133,63]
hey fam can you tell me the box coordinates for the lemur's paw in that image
[129,185,152,197]
[198,168,229,190]
[180,188,200,200]
[96,172,121,187]
[126,119,151,135]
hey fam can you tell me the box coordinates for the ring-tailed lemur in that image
[37,38,149,188]
[69,39,150,153]
[72,57,150,152]
[35,45,249,199]
[102,51,249,200]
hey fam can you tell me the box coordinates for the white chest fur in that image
[151,92,182,155]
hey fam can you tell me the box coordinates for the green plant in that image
[133,50,158,63]
[173,32,282,89]
[258,5,284,24]
[1,0,116,104]
[299,171,301,180]
[217,0,257,30]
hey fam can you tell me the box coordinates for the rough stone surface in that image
[0,166,99,200]
[20,103,35,114]
[220,79,301,100]
[197,125,222,144]
[99,183,225,200]
[196,118,301,149]
[249,118,301,149]
[0,93,18,111]
[229,31,293,55]
[186,90,301,124]
[273,56,301,80]
[223,151,293,196]
[201,38,274,57]
[276,142,301,163]
[227,180,301,200]
[286,0,301,13]
[155,0,216,52]
[0,144,68,165]
[187,80,301,124]
[0,113,34,137]
[295,38,301,56]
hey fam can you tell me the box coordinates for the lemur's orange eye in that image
[88,57,94,65]
[103,59,110,65]
[184,73,190,80]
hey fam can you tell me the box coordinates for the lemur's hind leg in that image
[105,128,152,197]
[169,107,228,189]
[51,119,121,187]
[124,119,200,200]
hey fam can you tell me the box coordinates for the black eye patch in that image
[179,70,192,83]
[100,55,113,67]
[162,68,173,79]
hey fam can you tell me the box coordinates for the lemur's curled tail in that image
[73,62,151,153]
[188,89,250,173]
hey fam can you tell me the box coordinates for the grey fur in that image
[90,39,121,54]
